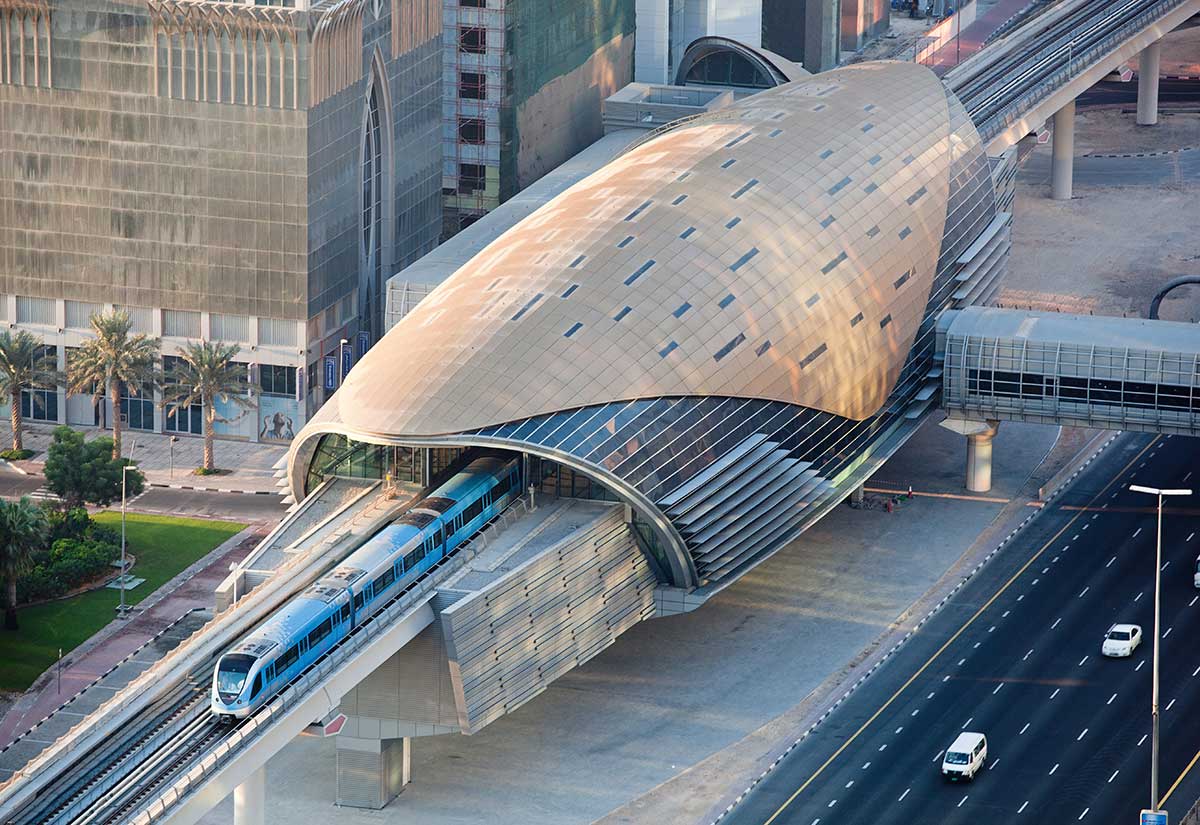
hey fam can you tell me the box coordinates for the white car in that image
[1102,623,1142,657]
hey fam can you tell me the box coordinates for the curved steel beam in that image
[1149,275,1200,319]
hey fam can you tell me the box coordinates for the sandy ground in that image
[1072,107,1200,156]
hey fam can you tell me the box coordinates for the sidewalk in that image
[9,423,287,494]
[924,0,1033,74]
[0,523,267,755]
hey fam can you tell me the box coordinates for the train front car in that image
[211,637,277,720]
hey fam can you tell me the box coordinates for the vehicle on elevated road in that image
[1101,623,1142,657]
[211,455,521,720]
[941,731,988,781]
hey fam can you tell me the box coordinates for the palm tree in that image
[161,341,254,472]
[0,331,59,452]
[66,311,160,461]
[0,497,49,630]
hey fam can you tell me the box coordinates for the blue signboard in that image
[1141,810,1168,825]
[340,346,353,380]
[322,356,337,391]
[356,331,370,360]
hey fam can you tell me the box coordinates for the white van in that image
[941,732,987,781]
[1193,556,1200,588]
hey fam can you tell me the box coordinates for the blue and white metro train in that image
[211,455,522,719]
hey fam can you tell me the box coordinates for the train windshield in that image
[216,654,256,695]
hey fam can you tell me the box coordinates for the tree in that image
[0,497,49,630]
[0,330,59,453]
[66,310,160,461]
[43,426,144,509]
[161,341,254,472]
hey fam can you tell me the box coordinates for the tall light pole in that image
[119,440,139,617]
[1130,483,1192,811]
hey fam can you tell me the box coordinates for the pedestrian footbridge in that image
[940,306,1200,437]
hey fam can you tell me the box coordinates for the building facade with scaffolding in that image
[0,0,443,444]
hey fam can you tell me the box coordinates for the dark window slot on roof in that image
[677,171,691,182]
[863,182,878,194]
[680,226,696,239]
[866,225,880,238]
[813,102,827,110]
[561,284,579,298]
[617,235,634,248]
[864,103,876,112]
[724,130,753,148]
[624,200,652,221]
[850,311,864,327]
[861,123,874,133]
[731,179,759,199]
[564,322,583,338]
[898,226,912,240]
[729,247,759,272]
[868,154,882,165]
[820,215,836,228]
[906,185,927,205]
[659,340,679,358]
[828,176,851,195]
[799,342,827,368]
[719,293,736,309]
[806,293,821,308]
[624,259,656,286]
[721,158,737,169]
[569,254,586,268]
[893,270,911,289]
[713,332,746,362]
[614,305,632,322]
[672,194,688,205]
[510,292,544,322]
[879,314,893,329]
[673,302,691,318]
[755,340,771,356]
[768,128,783,137]
[488,278,503,290]
[903,154,915,165]
[821,251,847,274]
[819,148,834,159]
[725,216,741,229]
[771,111,787,120]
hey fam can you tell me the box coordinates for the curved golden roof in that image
[313,61,968,438]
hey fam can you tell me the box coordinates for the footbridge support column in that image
[336,735,411,809]
[233,765,265,825]
[939,419,1000,493]
[1137,41,1162,126]
[1051,99,1075,201]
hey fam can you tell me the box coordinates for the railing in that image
[131,492,536,824]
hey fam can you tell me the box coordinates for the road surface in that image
[724,432,1200,825]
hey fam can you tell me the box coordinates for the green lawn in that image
[0,513,245,692]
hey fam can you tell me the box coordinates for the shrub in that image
[0,448,34,460]
[193,467,219,476]
[16,537,121,605]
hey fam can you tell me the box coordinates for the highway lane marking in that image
[1106,556,1116,568]
[1139,734,1148,746]
[1133,528,1142,538]
[1111,492,1119,499]
[943,675,951,682]
[879,744,887,751]
[1077,728,1088,741]
[1136,591,1144,602]
[1193,665,1200,677]
[1079,807,1089,820]
[1041,567,1049,574]
[990,758,1000,769]
[958,795,968,808]
[1188,532,1195,542]
[988,625,996,633]
[895,726,904,734]
[1052,555,1060,563]
[1003,610,1011,617]
[1024,649,1033,661]
[1032,578,1040,586]
[1191,596,1198,607]
[1185,471,1193,482]
[1109,769,1120,783]
[827,799,837,808]
[1092,513,1100,520]
[845,780,854,788]
[1017,594,1024,601]
[751,438,1158,825]
[862,762,871,769]
[927,692,935,699]
[1052,617,1062,629]
[1159,743,1200,808]
[933,751,944,763]
[1019,801,1029,813]
[958,659,965,666]
[1108,693,1118,705]
[898,789,910,802]
[1164,627,1173,638]
[993,683,1004,694]
[974,642,982,648]
[1078,656,1089,666]
[962,717,973,729]
[1020,723,1030,735]
[1051,688,1061,699]
[911,708,919,716]
[1167,699,1176,711]
[811,820,820,825]
[1162,561,1171,571]
[1073,535,1080,541]
[1079,586,1089,598]
[1082,524,1090,531]
[1137,660,1146,671]
[1050,763,1059,775]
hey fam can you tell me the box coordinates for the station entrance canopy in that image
[941,307,1200,436]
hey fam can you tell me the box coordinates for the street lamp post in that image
[119,440,139,617]
[169,435,178,480]
[1129,483,1192,812]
